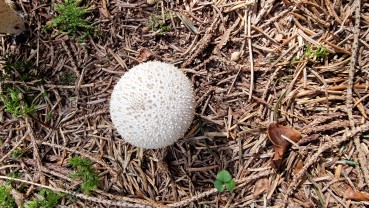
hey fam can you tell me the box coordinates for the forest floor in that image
[1,0,369,207]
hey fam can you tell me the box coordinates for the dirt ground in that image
[1,0,369,207]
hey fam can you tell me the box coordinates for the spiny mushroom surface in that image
[110,61,195,149]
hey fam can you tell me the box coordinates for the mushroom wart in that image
[110,61,195,149]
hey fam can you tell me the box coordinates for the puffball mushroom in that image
[110,61,195,149]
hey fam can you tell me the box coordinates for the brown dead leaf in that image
[344,185,369,201]
[293,158,304,175]
[136,48,155,62]
[253,177,270,197]
[267,122,301,169]
[135,188,145,198]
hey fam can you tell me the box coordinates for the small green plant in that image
[0,88,36,118]
[0,185,16,208]
[147,12,172,33]
[10,149,24,158]
[303,44,314,58]
[158,23,171,33]
[214,170,235,192]
[69,156,98,194]
[24,189,63,208]
[59,70,77,85]
[303,45,328,60]
[1,60,33,82]
[46,0,95,40]
[0,57,44,119]
[290,45,328,64]
[314,45,328,59]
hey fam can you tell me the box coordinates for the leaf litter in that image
[0,0,369,207]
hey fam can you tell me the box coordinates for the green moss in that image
[24,189,63,208]
[0,88,37,118]
[69,156,99,194]
[0,57,45,118]
[46,0,96,40]
[58,70,77,85]
[2,60,33,82]
[0,185,16,208]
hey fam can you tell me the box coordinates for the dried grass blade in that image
[178,14,199,35]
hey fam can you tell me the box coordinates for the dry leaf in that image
[136,48,155,62]
[293,158,303,175]
[253,177,270,197]
[267,122,301,169]
[0,0,26,35]
[344,185,369,201]
[230,51,241,61]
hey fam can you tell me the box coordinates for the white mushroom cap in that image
[110,61,195,149]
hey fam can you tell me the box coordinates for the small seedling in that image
[24,189,63,208]
[69,156,98,194]
[0,185,16,208]
[303,45,328,60]
[214,170,235,192]
[46,0,95,40]
[291,45,329,64]
[314,45,328,59]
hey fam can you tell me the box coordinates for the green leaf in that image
[226,179,236,192]
[216,170,232,183]
[214,180,225,192]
